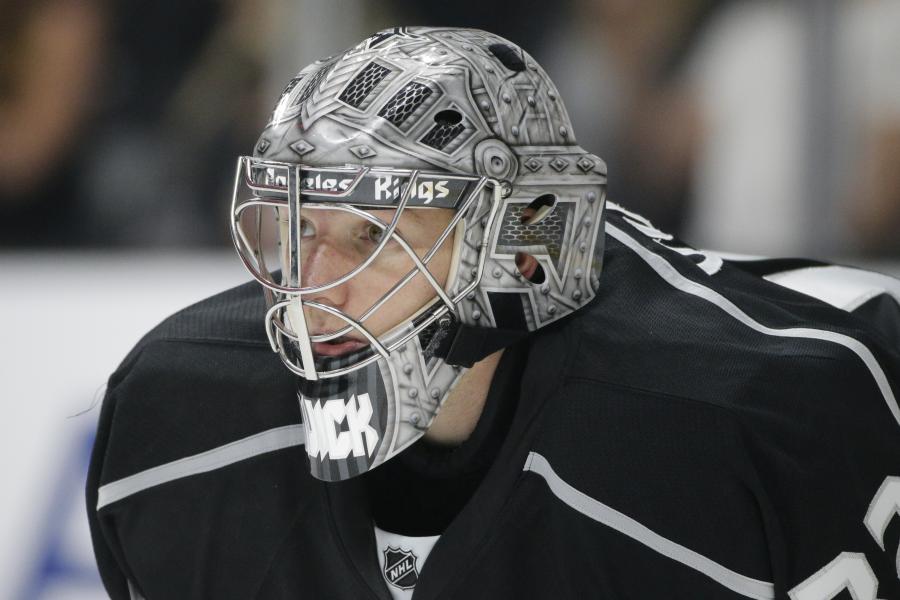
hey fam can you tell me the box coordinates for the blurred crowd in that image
[1,0,898,258]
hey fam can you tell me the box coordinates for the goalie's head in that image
[231,27,607,481]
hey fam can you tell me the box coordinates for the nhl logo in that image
[382,547,419,590]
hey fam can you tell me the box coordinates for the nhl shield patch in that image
[382,546,419,590]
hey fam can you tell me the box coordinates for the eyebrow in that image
[404,209,425,225]
[369,208,425,226]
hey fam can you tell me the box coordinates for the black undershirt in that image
[363,342,529,536]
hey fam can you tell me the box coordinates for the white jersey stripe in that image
[762,265,900,312]
[606,222,900,429]
[97,424,305,510]
[523,451,776,600]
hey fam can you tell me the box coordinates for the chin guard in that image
[293,320,468,481]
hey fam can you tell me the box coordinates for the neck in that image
[423,349,504,446]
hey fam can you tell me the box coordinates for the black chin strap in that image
[427,315,528,368]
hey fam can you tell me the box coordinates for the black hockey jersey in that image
[87,207,900,599]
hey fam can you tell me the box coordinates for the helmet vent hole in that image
[488,43,526,72]
[434,109,462,126]
[515,252,545,284]
[520,193,556,225]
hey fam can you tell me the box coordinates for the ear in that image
[515,252,538,281]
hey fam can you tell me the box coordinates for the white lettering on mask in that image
[302,393,379,460]
[301,173,355,193]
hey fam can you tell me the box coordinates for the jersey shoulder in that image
[533,204,900,529]
[89,281,309,600]
[565,204,900,416]
[728,258,900,348]
[107,278,271,388]
[97,279,299,486]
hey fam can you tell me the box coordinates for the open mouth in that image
[310,334,369,357]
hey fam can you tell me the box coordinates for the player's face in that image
[280,207,456,357]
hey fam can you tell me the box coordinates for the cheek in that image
[337,219,456,328]
[398,228,455,296]
[362,243,453,319]
[429,236,454,287]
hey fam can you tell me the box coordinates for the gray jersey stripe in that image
[97,425,305,510]
[127,579,146,600]
[606,222,900,429]
[523,452,776,600]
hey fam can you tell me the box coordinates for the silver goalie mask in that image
[231,27,607,481]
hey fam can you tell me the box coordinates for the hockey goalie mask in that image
[231,27,608,481]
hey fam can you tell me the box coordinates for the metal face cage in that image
[230,156,502,381]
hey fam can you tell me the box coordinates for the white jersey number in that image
[789,476,900,599]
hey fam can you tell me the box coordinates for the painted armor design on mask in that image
[231,27,607,481]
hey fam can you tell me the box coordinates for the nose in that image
[301,242,353,310]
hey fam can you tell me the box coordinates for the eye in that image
[365,222,386,244]
[300,218,315,238]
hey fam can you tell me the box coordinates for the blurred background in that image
[2,0,898,597]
